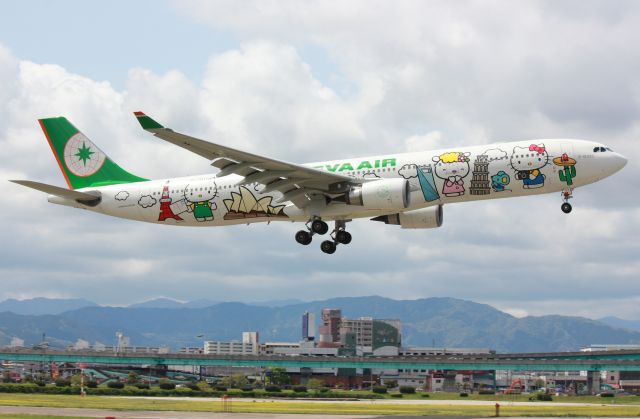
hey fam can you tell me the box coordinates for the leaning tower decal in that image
[469,154,491,195]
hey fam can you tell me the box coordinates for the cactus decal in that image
[553,153,577,186]
[559,165,576,185]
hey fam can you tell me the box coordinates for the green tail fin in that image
[39,117,148,189]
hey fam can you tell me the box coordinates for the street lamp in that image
[196,334,206,381]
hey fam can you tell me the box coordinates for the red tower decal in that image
[158,185,183,221]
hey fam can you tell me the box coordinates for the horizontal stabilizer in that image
[10,180,101,204]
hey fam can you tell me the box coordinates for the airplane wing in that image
[133,112,357,206]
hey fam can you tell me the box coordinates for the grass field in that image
[1,393,640,416]
[380,391,640,404]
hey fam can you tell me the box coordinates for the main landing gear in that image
[294,218,328,245]
[295,218,352,254]
[561,189,573,214]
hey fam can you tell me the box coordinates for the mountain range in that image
[0,296,639,353]
[0,297,98,315]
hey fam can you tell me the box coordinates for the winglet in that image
[134,111,164,130]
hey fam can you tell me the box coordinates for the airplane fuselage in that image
[50,139,626,226]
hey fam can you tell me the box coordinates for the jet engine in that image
[345,178,410,211]
[371,205,443,229]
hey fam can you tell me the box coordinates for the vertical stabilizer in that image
[39,117,147,189]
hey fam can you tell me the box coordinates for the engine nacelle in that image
[372,205,443,229]
[346,178,410,211]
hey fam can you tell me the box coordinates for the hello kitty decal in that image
[510,144,549,189]
[183,183,218,222]
[432,152,472,197]
[154,183,219,222]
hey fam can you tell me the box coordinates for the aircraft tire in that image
[320,240,337,254]
[561,202,572,214]
[311,219,329,235]
[336,230,352,244]
[295,230,313,245]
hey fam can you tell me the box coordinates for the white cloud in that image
[1,1,640,318]
[405,132,444,153]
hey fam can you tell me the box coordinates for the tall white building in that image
[203,331,260,355]
[242,331,259,346]
[204,340,257,355]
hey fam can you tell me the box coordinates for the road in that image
[0,405,636,419]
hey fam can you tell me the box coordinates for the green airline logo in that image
[315,158,397,172]
[75,142,95,166]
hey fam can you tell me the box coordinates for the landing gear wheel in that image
[320,240,337,254]
[335,230,352,245]
[295,230,313,245]
[311,219,329,235]
[561,202,572,214]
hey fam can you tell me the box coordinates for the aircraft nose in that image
[612,152,627,173]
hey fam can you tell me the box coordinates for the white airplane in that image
[12,112,627,254]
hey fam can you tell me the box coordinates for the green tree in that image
[2,371,12,383]
[70,374,83,386]
[384,380,398,389]
[158,377,175,390]
[127,371,139,385]
[268,367,290,386]
[195,380,210,391]
[219,374,249,389]
[307,378,324,392]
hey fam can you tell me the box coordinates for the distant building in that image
[581,344,640,352]
[73,339,90,350]
[202,332,259,355]
[179,347,203,354]
[261,342,300,355]
[302,311,315,341]
[341,317,402,355]
[318,309,342,348]
[204,340,257,355]
[399,347,492,356]
[9,337,24,348]
[272,346,339,356]
[242,332,259,346]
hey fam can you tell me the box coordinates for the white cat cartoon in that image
[510,144,548,189]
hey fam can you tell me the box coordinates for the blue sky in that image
[0,0,639,319]
[0,0,232,89]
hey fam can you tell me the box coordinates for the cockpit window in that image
[593,147,600,152]
[600,147,606,152]
[606,147,613,151]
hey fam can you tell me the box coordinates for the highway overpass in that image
[2,349,640,372]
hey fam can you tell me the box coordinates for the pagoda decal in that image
[223,186,289,220]
[469,154,491,196]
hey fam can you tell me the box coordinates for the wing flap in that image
[134,112,358,207]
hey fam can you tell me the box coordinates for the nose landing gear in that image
[561,189,573,214]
